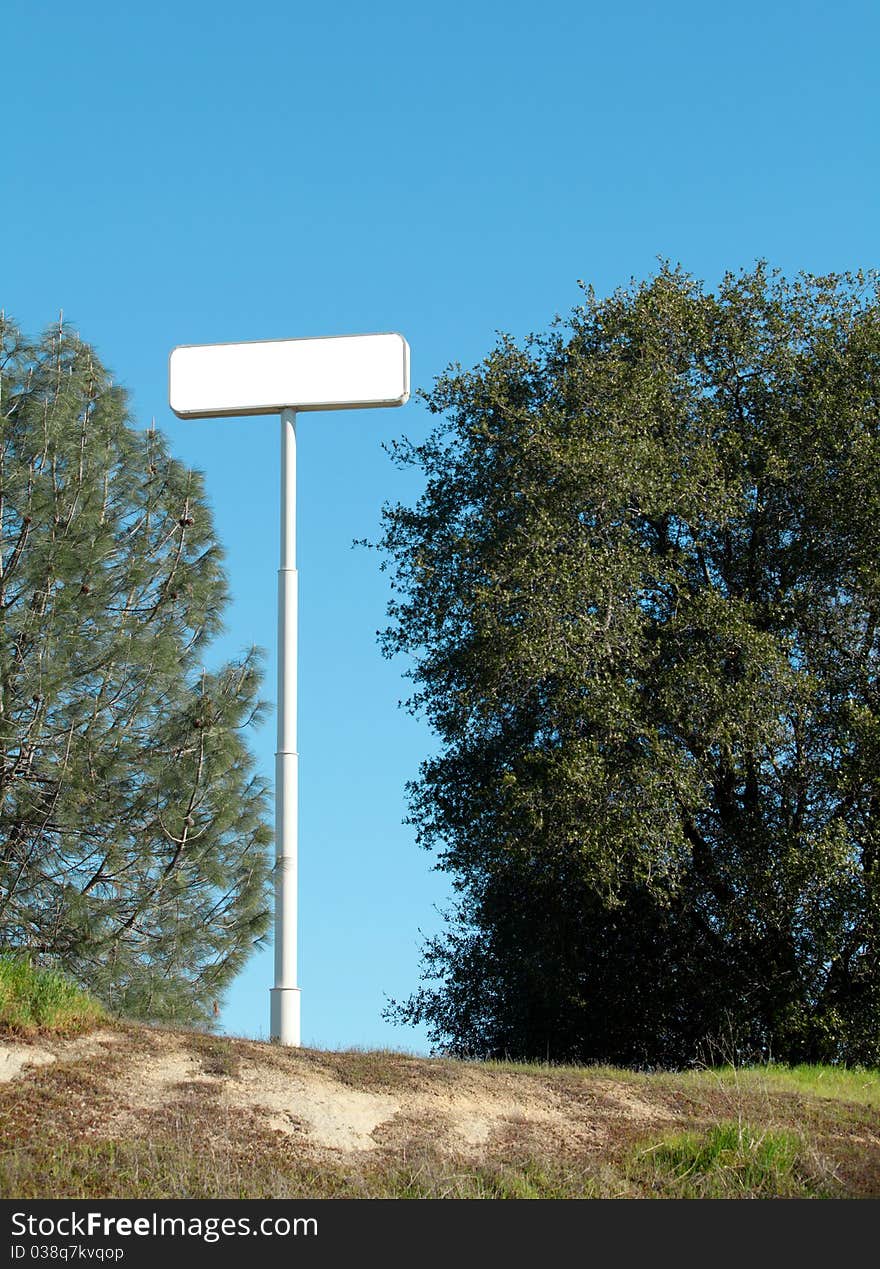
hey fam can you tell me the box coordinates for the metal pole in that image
[270,406,301,1044]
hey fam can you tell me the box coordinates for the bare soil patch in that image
[0,1026,680,1157]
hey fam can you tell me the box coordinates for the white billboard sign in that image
[169,332,410,419]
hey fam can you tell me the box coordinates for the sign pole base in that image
[270,987,301,1046]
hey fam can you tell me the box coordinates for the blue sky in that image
[4,0,877,1051]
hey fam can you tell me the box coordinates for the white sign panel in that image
[169,332,410,418]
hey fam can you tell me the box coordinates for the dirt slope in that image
[0,1025,676,1152]
[1,1023,878,1197]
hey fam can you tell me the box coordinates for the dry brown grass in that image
[1,1021,877,1198]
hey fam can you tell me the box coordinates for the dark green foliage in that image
[378,264,880,1066]
[0,318,272,1024]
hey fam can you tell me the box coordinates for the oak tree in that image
[379,265,880,1066]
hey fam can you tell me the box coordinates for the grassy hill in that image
[2,999,879,1198]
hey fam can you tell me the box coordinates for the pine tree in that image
[0,317,272,1024]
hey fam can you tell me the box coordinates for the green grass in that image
[676,1063,880,1108]
[627,1121,833,1198]
[481,1055,880,1111]
[0,954,106,1035]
